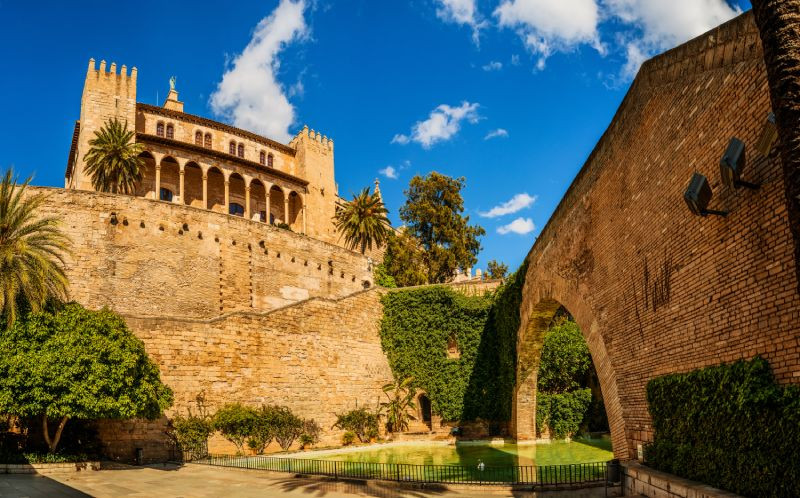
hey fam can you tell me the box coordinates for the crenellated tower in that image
[69,58,137,189]
[289,125,338,243]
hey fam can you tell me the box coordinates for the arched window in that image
[156,122,164,137]
[229,203,244,217]
[229,141,236,155]
[204,133,212,148]
[195,131,203,145]
[160,188,174,202]
[259,151,266,165]
[267,154,274,168]
[166,124,174,139]
[237,143,244,158]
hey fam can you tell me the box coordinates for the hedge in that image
[379,265,526,423]
[645,356,800,497]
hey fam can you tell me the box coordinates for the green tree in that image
[0,303,173,452]
[486,260,508,280]
[399,173,485,283]
[332,407,379,443]
[379,376,417,433]
[213,403,257,455]
[83,118,144,194]
[537,318,591,394]
[334,187,392,254]
[383,231,427,287]
[0,170,71,329]
[246,405,279,454]
[272,406,304,451]
[373,263,397,288]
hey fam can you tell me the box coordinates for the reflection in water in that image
[314,437,612,467]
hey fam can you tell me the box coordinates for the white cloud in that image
[484,128,509,140]
[495,0,603,70]
[497,217,536,235]
[482,61,503,71]
[480,193,536,217]
[435,0,486,45]
[606,0,741,78]
[379,165,399,179]
[209,0,309,143]
[392,101,480,148]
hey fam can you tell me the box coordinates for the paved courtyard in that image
[0,464,617,497]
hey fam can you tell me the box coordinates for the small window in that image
[229,141,236,155]
[156,122,164,137]
[259,151,266,165]
[259,210,266,223]
[160,188,174,202]
[237,143,244,158]
[267,154,274,168]
[229,203,244,217]
[204,133,212,148]
[195,131,203,145]
[166,124,174,139]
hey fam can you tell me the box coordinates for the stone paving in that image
[0,464,618,497]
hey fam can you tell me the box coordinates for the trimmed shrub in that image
[172,414,213,454]
[333,408,379,443]
[342,431,356,446]
[645,356,800,497]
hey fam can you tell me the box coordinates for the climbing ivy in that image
[645,356,800,497]
[379,264,526,423]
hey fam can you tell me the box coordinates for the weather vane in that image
[169,76,176,91]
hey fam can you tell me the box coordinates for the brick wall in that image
[33,187,373,318]
[514,12,800,461]
[95,288,392,462]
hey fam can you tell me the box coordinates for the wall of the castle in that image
[94,288,392,463]
[34,187,373,318]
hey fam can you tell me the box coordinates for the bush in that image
[645,356,800,497]
[300,419,321,448]
[213,404,256,454]
[333,408,379,443]
[172,415,213,454]
[342,431,356,446]
[246,405,280,454]
[373,263,397,288]
[537,389,592,439]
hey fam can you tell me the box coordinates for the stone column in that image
[265,192,271,223]
[202,174,208,210]
[224,180,230,215]
[245,186,251,219]
[302,203,307,234]
[283,197,289,225]
[179,169,185,204]
[154,165,161,201]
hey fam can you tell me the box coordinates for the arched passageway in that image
[206,167,225,213]
[135,151,156,199]
[418,394,432,429]
[183,162,203,208]
[514,291,626,459]
[158,156,180,202]
[228,173,246,217]
[249,179,267,222]
[269,185,285,225]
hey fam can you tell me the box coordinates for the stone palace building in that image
[66,58,341,245]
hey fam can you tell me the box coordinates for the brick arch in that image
[513,276,628,460]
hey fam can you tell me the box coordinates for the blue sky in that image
[0,0,750,272]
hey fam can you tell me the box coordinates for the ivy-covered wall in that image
[379,264,526,423]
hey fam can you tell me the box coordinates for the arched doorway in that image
[269,185,285,225]
[249,179,267,222]
[228,173,246,217]
[418,394,432,429]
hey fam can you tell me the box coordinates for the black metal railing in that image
[185,451,611,487]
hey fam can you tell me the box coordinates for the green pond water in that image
[313,437,613,467]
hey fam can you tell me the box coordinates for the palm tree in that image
[750,1,800,290]
[0,170,71,328]
[334,187,392,254]
[380,377,417,433]
[83,118,144,194]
